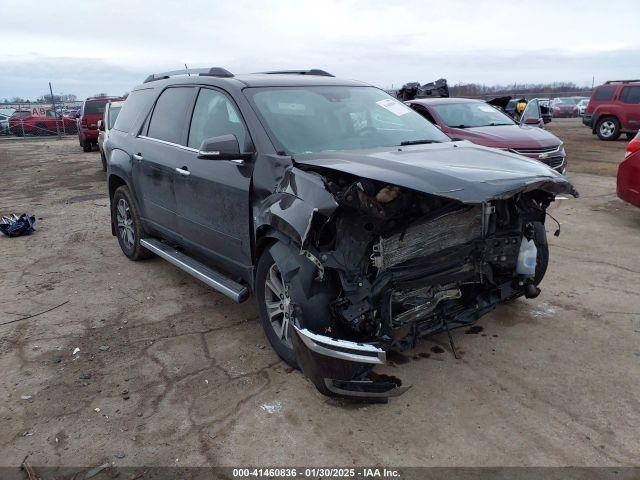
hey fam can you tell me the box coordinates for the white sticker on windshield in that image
[376,99,412,116]
[479,105,496,112]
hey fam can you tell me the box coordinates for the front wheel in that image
[596,117,621,141]
[111,186,153,261]
[255,245,298,368]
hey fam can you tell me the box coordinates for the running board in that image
[140,238,249,303]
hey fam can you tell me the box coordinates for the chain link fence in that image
[0,101,82,137]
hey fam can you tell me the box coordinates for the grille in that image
[546,156,565,169]
[511,145,560,155]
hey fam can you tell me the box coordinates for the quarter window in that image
[147,87,195,145]
[619,86,640,104]
[188,88,248,150]
[592,86,616,101]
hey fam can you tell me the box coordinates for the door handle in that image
[133,153,143,161]
[175,166,190,176]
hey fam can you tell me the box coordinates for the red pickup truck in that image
[9,110,76,136]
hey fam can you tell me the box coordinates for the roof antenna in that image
[185,64,190,76]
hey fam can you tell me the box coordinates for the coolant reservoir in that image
[516,237,537,277]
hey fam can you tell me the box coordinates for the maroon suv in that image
[77,96,124,152]
[407,98,566,173]
[583,80,640,141]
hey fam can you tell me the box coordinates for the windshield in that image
[12,111,30,117]
[108,106,121,129]
[246,86,449,154]
[431,102,514,128]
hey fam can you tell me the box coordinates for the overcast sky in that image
[1,0,639,100]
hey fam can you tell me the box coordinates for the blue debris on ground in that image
[0,213,36,237]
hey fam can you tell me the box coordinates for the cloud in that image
[1,0,639,98]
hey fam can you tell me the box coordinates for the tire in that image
[596,117,621,141]
[80,136,93,153]
[532,222,549,286]
[255,244,298,368]
[36,123,47,136]
[100,151,107,171]
[111,186,153,261]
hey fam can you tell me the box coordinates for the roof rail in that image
[260,69,334,77]
[604,79,640,84]
[143,67,234,83]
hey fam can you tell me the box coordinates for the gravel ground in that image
[0,119,639,469]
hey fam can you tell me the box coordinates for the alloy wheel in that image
[599,121,615,138]
[116,198,135,249]
[264,262,293,348]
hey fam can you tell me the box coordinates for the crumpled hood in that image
[448,124,562,149]
[294,141,577,203]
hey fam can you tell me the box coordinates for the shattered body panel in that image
[254,141,577,401]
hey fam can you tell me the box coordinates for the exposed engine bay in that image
[255,143,578,401]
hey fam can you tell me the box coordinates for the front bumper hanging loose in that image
[292,325,411,401]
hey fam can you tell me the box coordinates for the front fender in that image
[255,167,338,248]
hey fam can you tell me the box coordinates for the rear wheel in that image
[596,117,621,141]
[111,186,153,261]
[82,136,92,152]
[256,245,298,368]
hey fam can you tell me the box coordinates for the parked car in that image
[8,110,76,136]
[574,98,589,117]
[407,98,567,173]
[550,97,581,118]
[0,108,14,134]
[97,101,123,171]
[105,67,576,401]
[77,96,124,152]
[583,80,640,141]
[617,131,640,208]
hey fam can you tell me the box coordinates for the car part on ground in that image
[617,131,640,208]
[106,68,577,401]
[0,213,36,237]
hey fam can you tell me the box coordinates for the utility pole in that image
[49,82,61,138]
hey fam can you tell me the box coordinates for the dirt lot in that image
[1,118,639,469]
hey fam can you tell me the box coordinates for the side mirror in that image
[75,113,80,119]
[98,120,104,131]
[197,134,253,162]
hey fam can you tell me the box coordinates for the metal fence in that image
[0,101,82,137]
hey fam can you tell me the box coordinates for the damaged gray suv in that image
[106,67,577,401]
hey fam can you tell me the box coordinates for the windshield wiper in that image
[399,139,442,146]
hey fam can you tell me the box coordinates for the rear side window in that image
[147,87,194,145]
[593,86,616,101]
[114,89,155,133]
[619,86,640,104]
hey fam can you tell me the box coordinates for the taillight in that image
[81,117,88,127]
[626,134,640,158]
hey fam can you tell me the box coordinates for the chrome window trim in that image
[138,135,199,153]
